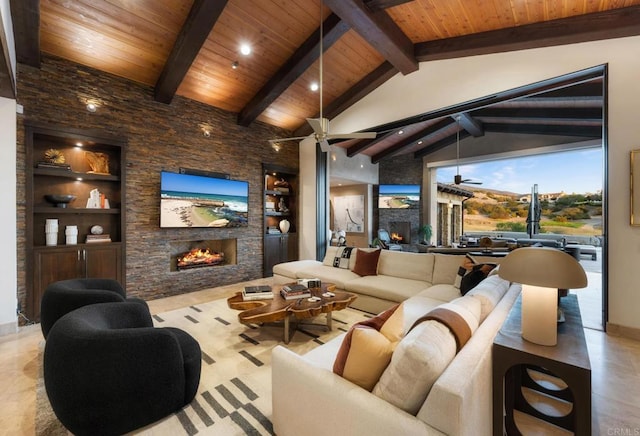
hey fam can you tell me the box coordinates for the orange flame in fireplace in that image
[177,248,224,268]
[391,232,403,242]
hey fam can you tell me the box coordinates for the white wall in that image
[0,96,17,334]
[329,35,640,331]
[299,139,320,260]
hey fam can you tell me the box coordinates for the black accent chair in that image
[44,302,201,436]
[40,278,148,339]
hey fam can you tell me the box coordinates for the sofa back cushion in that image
[372,320,456,415]
[431,254,468,285]
[377,250,435,282]
[466,274,511,322]
[371,295,481,415]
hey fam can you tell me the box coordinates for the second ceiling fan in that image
[453,115,482,185]
[268,2,376,152]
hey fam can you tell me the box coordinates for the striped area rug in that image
[36,297,369,435]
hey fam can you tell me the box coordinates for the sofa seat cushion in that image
[418,283,462,302]
[294,264,360,289]
[345,275,430,303]
[273,260,320,279]
[377,250,435,282]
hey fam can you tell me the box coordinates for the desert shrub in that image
[496,222,526,232]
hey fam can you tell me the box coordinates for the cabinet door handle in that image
[78,250,81,262]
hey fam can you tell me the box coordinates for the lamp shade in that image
[498,247,587,346]
[498,247,587,289]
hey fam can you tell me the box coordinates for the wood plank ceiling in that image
[10,0,640,162]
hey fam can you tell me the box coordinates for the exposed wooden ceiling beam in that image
[154,0,227,104]
[413,130,472,159]
[324,0,418,74]
[474,107,603,121]
[483,123,602,137]
[363,65,604,136]
[238,14,349,127]
[456,113,484,137]
[294,61,397,137]
[365,0,414,11]
[371,118,456,162]
[415,6,640,62]
[346,131,397,157]
[10,0,40,68]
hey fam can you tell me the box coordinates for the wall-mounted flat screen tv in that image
[160,171,249,228]
[378,184,420,209]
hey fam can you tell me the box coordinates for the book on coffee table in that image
[242,285,273,300]
[280,284,311,300]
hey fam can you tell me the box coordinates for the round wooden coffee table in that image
[227,283,357,343]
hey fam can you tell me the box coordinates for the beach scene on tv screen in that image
[160,172,249,227]
[378,184,420,209]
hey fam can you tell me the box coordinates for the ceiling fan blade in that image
[268,136,308,143]
[318,139,331,152]
[300,136,316,148]
[327,132,377,140]
[306,117,329,135]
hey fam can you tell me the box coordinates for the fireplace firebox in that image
[389,221,411,244]
[170,238,237,271]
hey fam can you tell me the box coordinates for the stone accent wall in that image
[15,55,297,317]
[376,153,422,244]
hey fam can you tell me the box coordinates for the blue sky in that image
[161,171,248,196]
[436,148,603,195]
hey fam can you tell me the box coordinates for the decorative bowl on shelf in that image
[44,194,76,208]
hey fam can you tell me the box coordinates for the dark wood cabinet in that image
[264,234,298,276]
[263,164,298,276]
[25,123,126,321]
[32,244,123,321]
[493,294,591,435]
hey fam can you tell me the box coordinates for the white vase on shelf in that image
[279,219,290,233]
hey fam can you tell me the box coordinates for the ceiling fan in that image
[453,115,482,185]
[268,2,376,152]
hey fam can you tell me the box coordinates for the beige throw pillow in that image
[372,321,456,415]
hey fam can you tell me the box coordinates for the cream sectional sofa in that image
[272,274,520,436]
[272,246,503,314]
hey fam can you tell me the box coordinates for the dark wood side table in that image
[492,294,591,435]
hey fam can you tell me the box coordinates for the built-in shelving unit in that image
[263,164,298,276]
[25,123,127,321]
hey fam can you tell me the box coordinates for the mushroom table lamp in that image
[498,247,587,346]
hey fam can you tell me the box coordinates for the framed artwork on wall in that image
[631,150,640,226]
[333,195,364,233]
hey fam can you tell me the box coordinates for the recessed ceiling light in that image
[398,130,404,135]
[417,140,423,145]
[75,142,83,147]
[310,82,319,92]
[231,61,239,69]
[240,44,251,56]
[86,102,97,112]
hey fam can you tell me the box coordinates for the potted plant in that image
[418,224,432,245]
